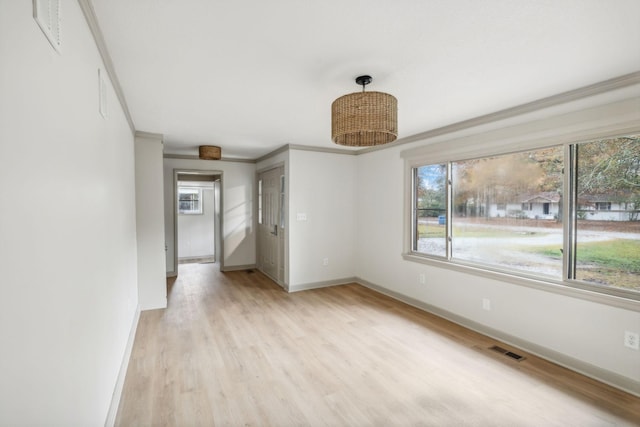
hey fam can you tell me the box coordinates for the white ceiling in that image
[91,0,640,159]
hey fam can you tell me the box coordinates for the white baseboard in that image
[356,277,640,398]
[104,305,141,427]
[288,277,357,293]
[221,264,256,272]
[178,255,215,262]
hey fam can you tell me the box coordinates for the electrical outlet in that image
[322,258,329,266]
[482,298,491,311]
[624,331,639,350]
[418,274,426,285]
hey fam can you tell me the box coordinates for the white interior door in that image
[258,166,284,284]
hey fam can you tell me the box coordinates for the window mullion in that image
[564,144,577,280]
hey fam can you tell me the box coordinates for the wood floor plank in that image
[115,263,640,426]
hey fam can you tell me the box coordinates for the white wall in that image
[164,158,256,272]
[288,150,357,289]
[177,183,215,258]
[354,96,640,394]
[0,1,139,425]
[135,135,167,310]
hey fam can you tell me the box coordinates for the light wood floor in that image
[115,263,640,426]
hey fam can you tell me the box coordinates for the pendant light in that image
[331,75,397,146]
[199,145,221,160]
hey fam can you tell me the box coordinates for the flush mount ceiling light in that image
[199,145,221,160]
[331,75,397,147]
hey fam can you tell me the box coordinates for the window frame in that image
[411,145,568,279]
[401,97,640,308]
[178,187,203,215]
[411,164,449,258]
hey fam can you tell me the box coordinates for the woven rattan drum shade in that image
[331,91,397,146]
[199,145,221,160]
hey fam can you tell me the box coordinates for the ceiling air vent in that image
[34,0,61,52]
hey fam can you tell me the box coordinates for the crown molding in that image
[77,0,135,134]
[255,145,289,163]
[135,131,164,140]
[289,144,357,156]
[357,71,640,155]
[256,143,356,164]
[163,153,256,164]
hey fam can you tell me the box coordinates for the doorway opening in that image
[173,170,223,275]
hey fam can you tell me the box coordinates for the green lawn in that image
[531,239,640,290]
[534,239,640,273]
[577,240,640,272]
[417,224,445,238]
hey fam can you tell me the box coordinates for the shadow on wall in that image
[224,185,255,266]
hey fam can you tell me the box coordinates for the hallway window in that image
[178,187,202,214]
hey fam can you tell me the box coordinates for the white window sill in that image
[402,252,639,311]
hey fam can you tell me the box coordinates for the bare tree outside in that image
[575,137,640,289]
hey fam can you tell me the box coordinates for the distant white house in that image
[578,194,638,221]
[486,192,637,221]
[489,192,560,220]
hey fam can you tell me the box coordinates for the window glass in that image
[178,187,203,214]
[414,164,447,257]
[575,136,640,292]
[280,175,285,229]
[258,179,263,224]
[450,147,564,277]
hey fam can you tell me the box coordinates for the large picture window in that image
[410,135,639,299]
